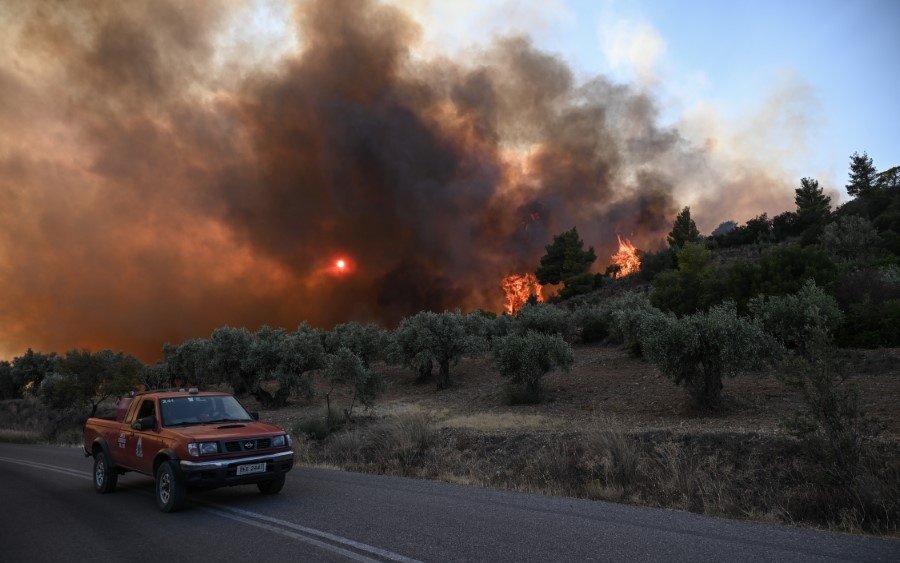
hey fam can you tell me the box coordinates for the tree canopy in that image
[667,207,701,248]
[846,151,878,197]
[535,227,596,297]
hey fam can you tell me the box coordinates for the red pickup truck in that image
[83,388,294,512]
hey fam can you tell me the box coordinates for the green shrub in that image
[572,307,608,343]
[838,299,900,347]
[0,361,21,400]
[606,293,669,355]
[638,247,676,282]
[641,302,770,410]
[705,244,840,312]
[820,215,880,264]
[650,243,714,315]
[833,266,900,347]
[749,280,843,357]
[294,409,345,440]
[753,244,839,295]
[493,331,574,401]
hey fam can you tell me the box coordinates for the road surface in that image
[0,442,896,562]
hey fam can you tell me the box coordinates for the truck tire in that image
[93,450,118,493]
[257,474,285,494]
[155,460,187,512]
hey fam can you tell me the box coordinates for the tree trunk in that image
[703,369,723,410]
[437,359,451,390]
[252,385,276,408]
[415,359,433,384]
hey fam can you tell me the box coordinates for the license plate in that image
[236,462,266,476]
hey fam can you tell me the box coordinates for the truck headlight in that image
[199,442,219,455]
[188,442,220,457]
[272,435,286,448]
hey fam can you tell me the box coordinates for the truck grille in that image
[224,437,273,452]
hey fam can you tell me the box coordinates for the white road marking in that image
[196,502,422,563]
[0,456,92,479]
[193,504,382,563]
[0,455,423,563]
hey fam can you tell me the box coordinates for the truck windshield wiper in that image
[167,421,204,427]
[208,418,250,423]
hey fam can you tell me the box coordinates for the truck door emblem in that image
[136,437,143,458]
[117,433,126,449]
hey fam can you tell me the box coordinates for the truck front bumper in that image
[179,450,294,488]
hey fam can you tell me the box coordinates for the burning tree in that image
[609,236,641,279]
[502,274,544,315]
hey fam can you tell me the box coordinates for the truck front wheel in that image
[155,461,187,512]
[257,474,285,494]
[93,450,117,494]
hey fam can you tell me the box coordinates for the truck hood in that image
[165,421,285,441]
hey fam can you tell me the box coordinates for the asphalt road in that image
[0,443,896,562]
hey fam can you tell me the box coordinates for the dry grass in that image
[0,428,42,444]
[442,412,562,432]
[304,416,900,535]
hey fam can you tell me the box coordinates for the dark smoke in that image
[0,0,782,360]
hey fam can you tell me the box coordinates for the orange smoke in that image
[502,273,544,315]
[610,236,641,278]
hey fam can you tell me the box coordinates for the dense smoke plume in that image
[0,0,794,360]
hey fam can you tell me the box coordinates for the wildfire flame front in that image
[502,273,544,315]
[610,236,641,279]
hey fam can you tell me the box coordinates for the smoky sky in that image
[0,0,791,360]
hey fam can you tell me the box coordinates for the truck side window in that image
[124,398,140,424]
[137,399,156,421]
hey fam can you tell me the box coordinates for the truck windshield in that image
[159,396,253,427]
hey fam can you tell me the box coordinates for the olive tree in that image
[641,302,770,410]
[324,322,391,368]
[749,280,844,358]
[322,347,383,424]
[162,339,212,387]
[11,349,56,396]
[514,303,574,340]
[47,349,142,417]
[493,331,574,401]
[207,326,253,393]
[394,310,486,389]
[244,325,325,408]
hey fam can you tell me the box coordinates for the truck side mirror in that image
[250,412,259,421]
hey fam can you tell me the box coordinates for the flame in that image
[502,273,544,315]
[610,235,641,278]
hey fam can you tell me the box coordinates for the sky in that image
[0,0,898,361]
[399,0,899,198]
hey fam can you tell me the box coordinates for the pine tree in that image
[795,177,831,230]
[877,166,900,190]
[535,227,596,286]
[667,207,700,248]
[846,151,878,197]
